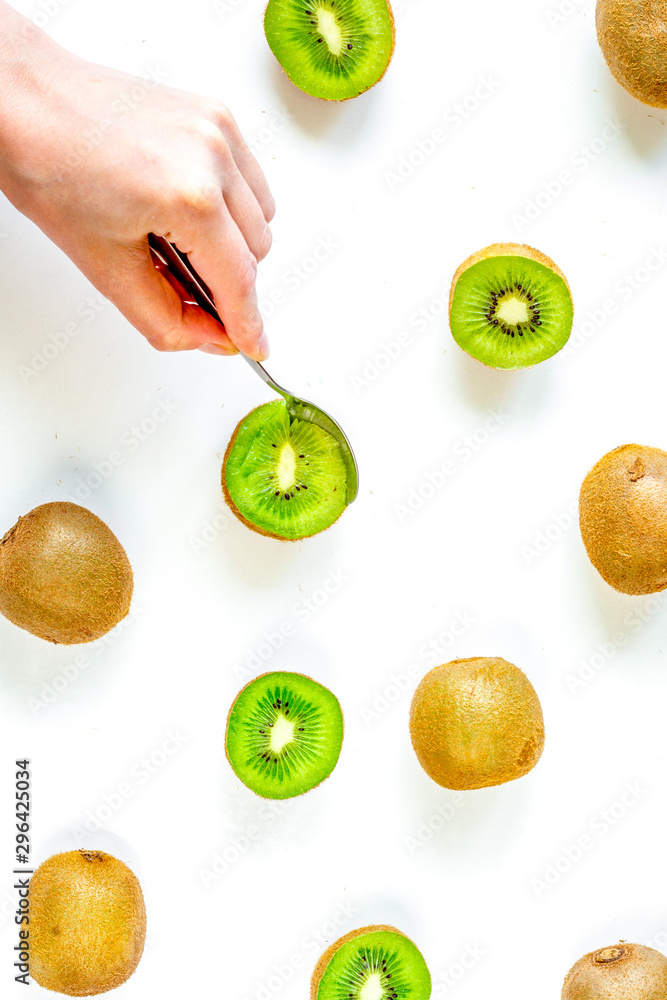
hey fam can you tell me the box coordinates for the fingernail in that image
[256,332,270,360]
[199,343,237,356]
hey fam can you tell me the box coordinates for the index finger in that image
[186,205,269,360]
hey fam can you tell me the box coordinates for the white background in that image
[1,0,667,996]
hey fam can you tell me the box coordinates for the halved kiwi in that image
[311,925,431,1000]
[596,0,667,108]
[409,656,545,790]
[225,671,344,798]
[579,444,667,594]
[264,0,395,101]
[222,399,348,541]
[0,501,133,644]
[562,942,667,999]
[448,243,573,369]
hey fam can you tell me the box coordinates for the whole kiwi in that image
[0,501,133,643]
[409,657,544,790]
[579,444,667,595]
[562,942,667,999]
[596,0,667,107]
[29,849,146,996]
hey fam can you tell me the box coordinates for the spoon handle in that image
[148,234,291,401]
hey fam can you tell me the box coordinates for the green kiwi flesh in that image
[264,0,395,101]
[225,671,344,798]
[0,502,133,644]
[579,444,667,594]
[562,942,667,999]
[449,243,573,369]
[596,0,667,108]
[409,657,545,790]
[222,399,348,540]
[311,925,431,1000]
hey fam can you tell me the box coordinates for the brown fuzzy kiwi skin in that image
[448,242,571,314]
[409,657,545,791]
[310,925,407,1000]
[269,0,396,103]
[579,444,667,595]
[221,404,345,542]
[224,670,345,798]
[29,849,146,996]
[0,502,133,644]
[562,942,667,999]
[596,0,667,108]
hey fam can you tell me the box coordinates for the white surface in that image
[2,0,667,996]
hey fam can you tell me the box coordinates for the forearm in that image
[0,2,65,206]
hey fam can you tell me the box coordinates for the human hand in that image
[0,6,274,358]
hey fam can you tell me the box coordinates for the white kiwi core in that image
[317,8,343,55]
[359,973,384,1000]
[496,297,529,325]
[269,715,295,753]
[277,444,297,491]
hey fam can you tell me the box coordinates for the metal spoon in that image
[148,234,359,504]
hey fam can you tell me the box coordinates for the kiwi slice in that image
[311,925,431,1000]
[579,444,667,595]
[30,849,146,996]
[597,0,667,108]
[264,0,395,101]
[409,656,545,790]
[222,399,348,541]
[448,243,573,369]
[0,501,133,644]
[562,942,667,999]
[225,671,344,798]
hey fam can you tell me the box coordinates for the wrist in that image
[0,3,68,202]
